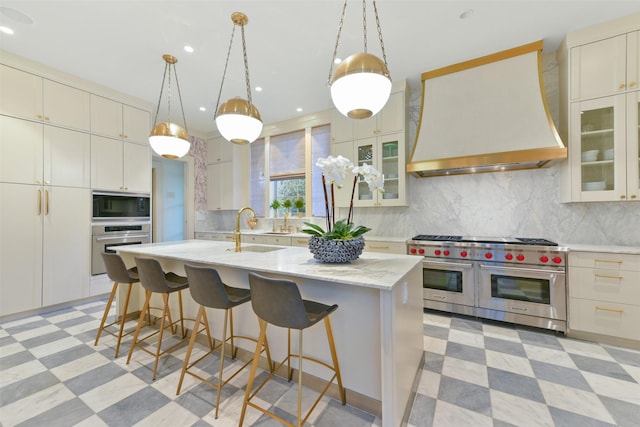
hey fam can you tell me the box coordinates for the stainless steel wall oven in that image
[408,235,568,332]
[91,223,150,275]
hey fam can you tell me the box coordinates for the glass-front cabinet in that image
[570,93,639,201]
[354,133,406,206]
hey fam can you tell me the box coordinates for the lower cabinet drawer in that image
[364,240,406,254]
[291,237,310,247]
[569,298,640,340]
[569,267,640,304]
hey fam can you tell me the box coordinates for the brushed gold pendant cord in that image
[214,24,236,117]
[152,55,189,135]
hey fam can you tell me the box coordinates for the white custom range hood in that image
[407,41,567,177]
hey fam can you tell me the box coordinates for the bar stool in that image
[95,252,150,357]
[126,257,207,380]
[176,264,273,419]
[239,272,346,427]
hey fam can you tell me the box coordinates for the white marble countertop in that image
[117,239,422,290]
[195,230,409,243]
[561,243,640,255]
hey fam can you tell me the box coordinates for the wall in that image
[196,53,640,247]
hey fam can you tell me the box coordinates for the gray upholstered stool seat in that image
[240,272,345,427]
[126,257,208,380]
[176,264,273,419]
[95,252,150,357]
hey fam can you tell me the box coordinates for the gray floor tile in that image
[55,314,96,330]
[314,399,376,427]
[549,406,616,427]
[64,362,127,395]
[4,319,49,335]
[253,404,300,426]
[423,323,449,340]
[39,344,95,369]
[15,397,93,427]
[445,341,486,365]
[570,353,636,382]
[487,367,545,403]
[484,336,526,358]
[97,386,170,426]
[599,395,640,427]
[0,350,35,371]
[250,371,292,405]
[21,330,69,349]
[175,389,216,418]
[0,334,17,347]
[80,305,106,315]
[0,371,60,406]
[517,328,564,350]
[438,375,491,415]
[40,307,76,319]
[530,359,592,391]
[423,351,444,374]
[493,420,519,427]
[450,315,483,333]
[604,346,640,368]
[407,393,436,427]
[130,352,185,382]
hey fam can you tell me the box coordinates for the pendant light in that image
[328,0,392,119]
[149,54,190,159]
[214,12,263,145]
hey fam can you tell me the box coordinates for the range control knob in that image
[517,254,525,261]
[505,253,514,261]
[540,255,549,263]
[443,250,450,256]
[485,253,493,259]
[552,256,562,264]
[418,248,425,255]
[435,250,441,256]
[460,251,468,258]
[410,248,417,254]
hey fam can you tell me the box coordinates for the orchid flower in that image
[353,163,385,193]
[316,155,354,188]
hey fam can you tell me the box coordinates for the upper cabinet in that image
[207,136,234,164]
[330,80,409,207]
[91,95,150,144]
[206,138,249,210]
[559,16,640,202]
[570,31,639,101]
[0,64,90,131]
[91,136,151,193]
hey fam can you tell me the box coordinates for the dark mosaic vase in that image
[308,236,365,263]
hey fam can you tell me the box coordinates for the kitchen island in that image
[116,239,423,426]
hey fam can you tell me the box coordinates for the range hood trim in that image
[408,40,567,178]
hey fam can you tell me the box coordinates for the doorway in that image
[152,156,194,242]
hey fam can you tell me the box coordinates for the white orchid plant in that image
[302,155,384,240]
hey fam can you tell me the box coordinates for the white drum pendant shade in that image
[149,122,190,159]
[330,52,391,119]
[215,97,263,145]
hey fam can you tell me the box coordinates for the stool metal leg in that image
[127,290,152,365]
[214,308,230,419]
[176,305,205,394]
[151,293,171,380]
[297,329,303,427]
[325,316,346,404]
[94,281,119,348]
[114,282,133,357]
[239,318,268,427]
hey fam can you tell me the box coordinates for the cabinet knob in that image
[618,83,626,89]
[631,195,637,199]
[44,116,50,121]
[620,195,626,199]
[37,115,43,119]
[630,81,637,88]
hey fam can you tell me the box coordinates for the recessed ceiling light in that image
[0,26,14,35]
[296,108,303,112]
[459,9,474,20]
[199,107,206,112]
[0,7,33,24]
[184,45,194,53]
[255,86,262,92]
[334,58,342,65]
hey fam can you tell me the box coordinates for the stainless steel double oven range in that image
[407,235,568,332]
[91,191,151,275]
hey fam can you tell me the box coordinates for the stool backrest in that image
[184,264,232,309]
[102,252,137,283]
[248,272,311,329]
[135,257,172,293]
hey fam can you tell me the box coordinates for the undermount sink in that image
[240,245,286,253]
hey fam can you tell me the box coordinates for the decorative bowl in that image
[581,150,599,162]
[308,236,365,263]
[582,181,606,191]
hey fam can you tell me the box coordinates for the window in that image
[250,124,330,217]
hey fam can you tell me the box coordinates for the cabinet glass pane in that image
[381,140,399,200]
[357,144,373,200]
[580,106,614,191]
[637,100,639,190]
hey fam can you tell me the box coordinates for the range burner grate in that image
[411,235,462,241]
[515,238,558,246]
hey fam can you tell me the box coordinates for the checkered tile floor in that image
[1,300,639,426]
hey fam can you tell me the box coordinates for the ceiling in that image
[1,1,639,136]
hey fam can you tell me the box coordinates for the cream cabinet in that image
[195,232,235,243]
[568,251,640,343]
[206,144,249,211]
[354,91,405,139]
[0,65,90,131]
[570,31,639,101]
[330,108,354,144]
[91,135,151,193]
[364,239,406,254]
[207,136,234,164]
[1,116,90,188]
[207,162,233,210]
[242,234,292,246]
[0,183,90,315]
[90,95,151,144]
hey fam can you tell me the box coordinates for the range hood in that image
[407,40,566,177]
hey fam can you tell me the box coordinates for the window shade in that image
[269,130,305,178]
[311,125,330,217]
[250,138,265,216]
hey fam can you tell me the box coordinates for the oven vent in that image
[407,40,567,177]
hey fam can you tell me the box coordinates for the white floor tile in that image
[78,373,147,413]
[0,340,25,358]
[1,315,44,329]
[481,323,521,343]
[486,349,534,377]
[582,371,640,406]
[538,379,616,424]
[0,382,75,426]
[29,336,84,358]
[0,358,47,387]
[46,310,87,324]
[490,389,554,427]
[523,343,578,369]
[441,357,488,388]
[447,329,485,349]
[133,401,200,427]
[432,399,493,427]
[50,352,111,382]
[13,324,60,342]
[424,336,447,355]
[559,338,617,361]
[416,369,441,399]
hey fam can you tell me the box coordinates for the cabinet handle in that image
[224,235,234,240]
[620,195,626,199]
[45,190,49,215]
[631,195,637,199]
[595,306,624,314]
[37,189,42,215]
[594,259,622,264]
[618,83,626,89]
[123,134,128,139]
[44,116,50,121]
[369,244,390,249]
[37,114,43,119]
[594,273,623,280]
[295,239,308,244]
[630,81,637,88]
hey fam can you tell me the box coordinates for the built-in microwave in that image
[92,191,151,222]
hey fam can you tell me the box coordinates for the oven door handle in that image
[424,260,473,269]
[95,234,150,241]
[480,264,564,274]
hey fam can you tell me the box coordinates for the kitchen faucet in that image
[234,206,256,252]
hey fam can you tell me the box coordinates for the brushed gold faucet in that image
[235,206,256,252]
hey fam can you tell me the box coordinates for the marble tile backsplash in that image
[196,53,640,247]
